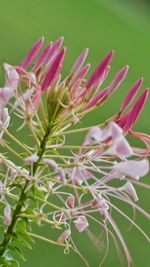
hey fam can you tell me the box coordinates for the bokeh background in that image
[0,0,150,266]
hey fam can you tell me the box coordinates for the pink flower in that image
[83,122,133,158]
[0,36,149,267]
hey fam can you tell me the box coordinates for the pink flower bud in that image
[120,78,143,113]
[58,229,71,243]
[43,159,58,169]
[108,65,129,93]
[85,50,114,92]
[124,89,149,133]
[70,48,89,76]
[41,48,66,91]
[69,79,82,100]
[67,196,75,208]
[92,197,109,210]
[32,43,52,72]
[24,155,39,164]
[74,216,89,232]
[19,37,44,69]
[72,64,90,86]
[4,203,11,226]
[44,37,64,68]
[83,87,109,111]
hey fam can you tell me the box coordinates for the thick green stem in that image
[0,186,27,255]
[0,126,50,256]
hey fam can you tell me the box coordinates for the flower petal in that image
[113,159,149,179]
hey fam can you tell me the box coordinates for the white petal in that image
[43,159,58,169]
[114,159,149,179]
[110,122,123,140]
[122,182,139,201]
[0,87,14,106]
[14,87,35,108]
[116,138,133,158]
[24,155,39,164]
[0,108,10,138]
[83,126,103,145]
[3,63,19,90]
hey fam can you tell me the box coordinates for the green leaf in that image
[8,246,26,261]
[0,251,19,267]
[17,230,35,244]
[0,255,7,266]
[12,236,32,250]
[17,218,31,232]
[8,259,20,267]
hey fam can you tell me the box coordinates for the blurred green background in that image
[0,0,150,266]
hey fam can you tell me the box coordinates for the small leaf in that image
[17,231,35,244]
[8,259,20,267]
[7,246,26,261]
[12,237,32,250]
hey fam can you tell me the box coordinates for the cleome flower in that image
[0,36,149,267]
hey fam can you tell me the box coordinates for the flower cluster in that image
[0,36,149,267]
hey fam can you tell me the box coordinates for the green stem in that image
[0,126,51,256]
[53,122,104,137]
[0,188,27,255]
[2,126,32,155]
[0,140,24,161]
